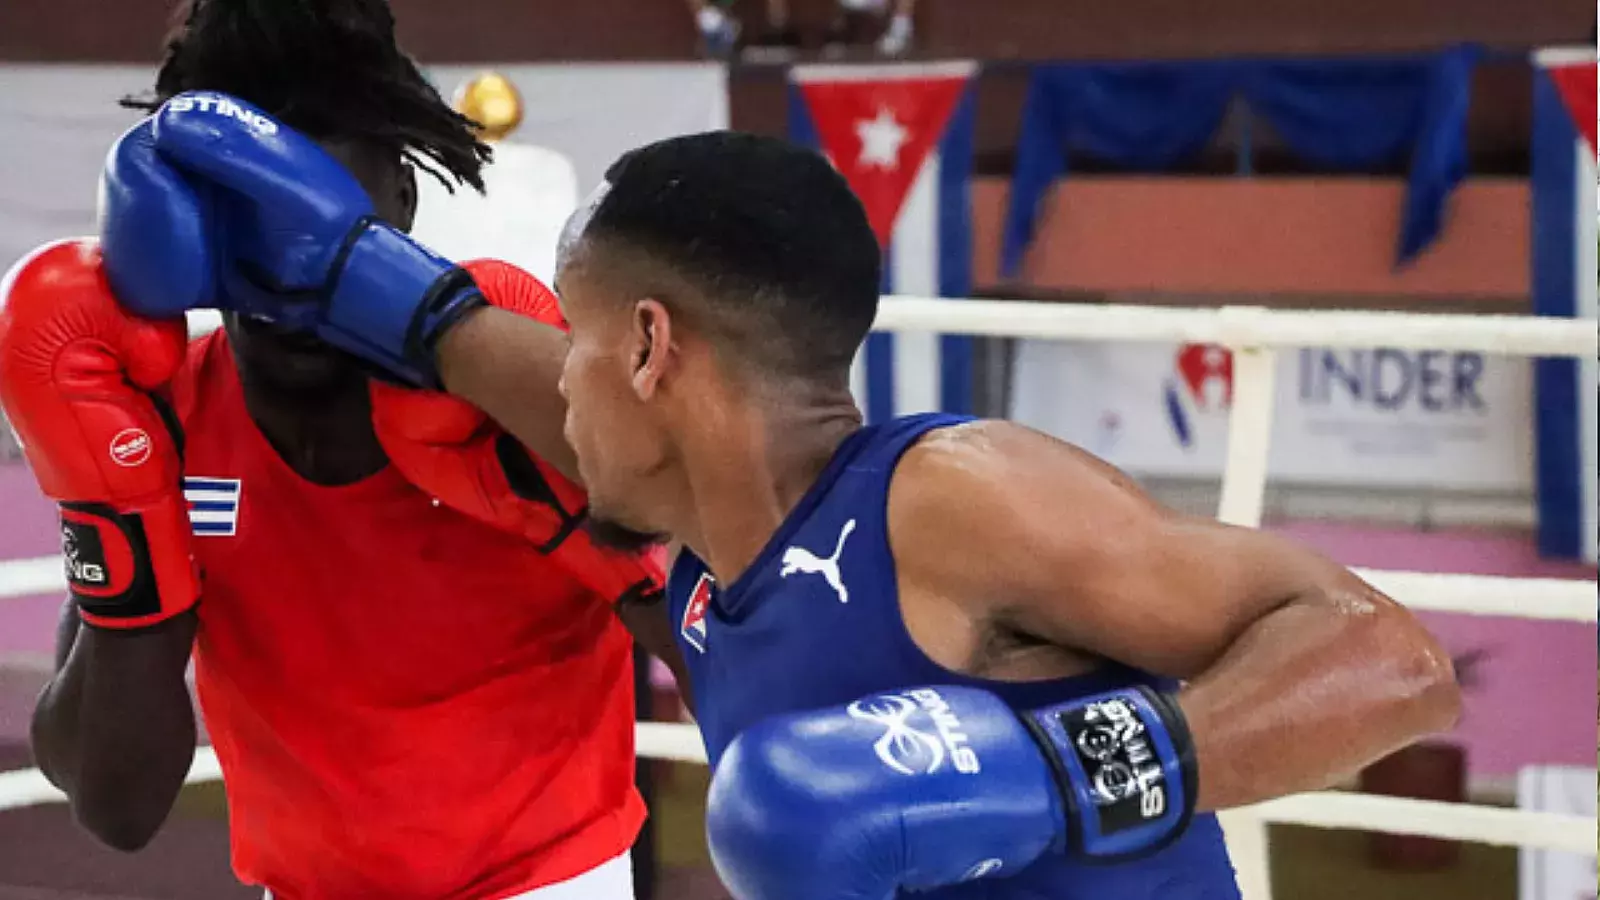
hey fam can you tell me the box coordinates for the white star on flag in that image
[856,107,909,170]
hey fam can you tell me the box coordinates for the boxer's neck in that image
[679,389,861,585]
[240,377,388,487]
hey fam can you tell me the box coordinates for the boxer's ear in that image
[630,297,674,401]
[394,163,418,234]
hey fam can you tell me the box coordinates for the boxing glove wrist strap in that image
[62,496,200,630]
[1024,685,1198,864]
[320,220,485,388]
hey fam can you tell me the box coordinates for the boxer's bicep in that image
[895,421,1366,678]
[436,306,580,482]
[1045,516,1358,678]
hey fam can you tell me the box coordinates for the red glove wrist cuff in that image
[69,493,200,630]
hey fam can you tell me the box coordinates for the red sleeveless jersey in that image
[168,331,643,900]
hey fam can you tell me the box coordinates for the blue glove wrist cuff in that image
[1025,686,1197,864]
[320,221,484,387]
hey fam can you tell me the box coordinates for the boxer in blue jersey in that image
[101,101,1460,900]
[544,135,1460,900]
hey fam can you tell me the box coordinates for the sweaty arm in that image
[891,421,1461,811]
[32,603,198,851]
[436,306,577,483]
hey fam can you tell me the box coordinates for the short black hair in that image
[586,131,880,381]
[123,0,489,193]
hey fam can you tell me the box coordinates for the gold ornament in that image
[453,72,523,143]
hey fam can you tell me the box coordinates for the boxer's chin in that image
[585,516,667,555]
[227,314,364,395]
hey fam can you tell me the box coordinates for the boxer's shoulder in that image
[887,419,1164,617]
[890,419,1155,523]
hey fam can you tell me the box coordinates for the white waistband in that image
[263,851,635,900]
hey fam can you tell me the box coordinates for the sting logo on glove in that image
[1064,697,1170,826]
[61,524,109,588]
[166,93,280,136]
[1034,685,1198,861]
[849,689,982,777]
[56,502,165,623]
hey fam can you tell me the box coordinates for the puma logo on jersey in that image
[778,519,855,604]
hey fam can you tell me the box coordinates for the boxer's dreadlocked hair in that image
[122,0,490,193]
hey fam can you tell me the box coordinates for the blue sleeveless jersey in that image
[668,413,1240,899]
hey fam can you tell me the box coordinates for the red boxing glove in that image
[371,259,664,606]
[0,240,198,628]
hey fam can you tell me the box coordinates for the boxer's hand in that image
[149,91,483,387]
[705,685,1197,900]
[0,240,199,629]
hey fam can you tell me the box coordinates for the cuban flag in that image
[680,572,713,654]
[1530,48,1597,564]
[183,477,242,537]
[788,62,978,424]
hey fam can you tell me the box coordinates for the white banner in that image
[1010,339,1533,491]
[423,63,730,201]
[1518,766,1597,900]
[415,64,728,284]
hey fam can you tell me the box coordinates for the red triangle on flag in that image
[1546,61,1597,157]
[796,65,974,247]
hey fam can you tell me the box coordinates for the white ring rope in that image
[1354,569,1597,621]
[0,731,1590,857]
[0,555,66,599]
[0,298,1593,886]
[874,298,1599,355]
[1,557,1589,620]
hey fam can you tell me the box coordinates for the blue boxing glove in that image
[99,117,219,319]
[139,92,480,386]
[706,685,1197,900]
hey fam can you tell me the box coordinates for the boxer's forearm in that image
[436,307,579,482]
[1177,587,1459,811]
[31,604,198,851]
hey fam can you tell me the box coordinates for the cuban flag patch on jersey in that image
[681,572,714,654]
[183,477,242,537]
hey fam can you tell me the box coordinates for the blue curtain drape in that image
[1001,46,1480,277]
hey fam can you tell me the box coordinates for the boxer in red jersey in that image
[0,2,681,898]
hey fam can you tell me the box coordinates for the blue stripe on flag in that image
[1531,69,1583,560]
[183,477,239,493]
[866,248,897,424]
[786,82,820,149]
[938,87,977,416]
[191,521,236,535]
[187,500,237,513]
